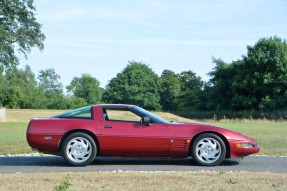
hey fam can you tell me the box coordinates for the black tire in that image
[191,133,226,166]
[62,132,97,166]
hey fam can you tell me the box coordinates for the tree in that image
[207,36,287,111]
[103,61,161,110]
[206,58,237,110]
[158,70,180,111]
[241,36,287,110]
[0,65,8,107]
[175,70,203,111]
[66,74,102,105]
[3,65,45,108]
[38,68,63,94]
[66,96,88,109]
[0,0,45,68]
[38,68,66,109]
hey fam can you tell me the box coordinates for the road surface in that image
[0,156,286,174]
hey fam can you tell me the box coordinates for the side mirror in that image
[142,116,151,126]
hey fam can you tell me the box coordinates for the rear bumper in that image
[27,133,61,154]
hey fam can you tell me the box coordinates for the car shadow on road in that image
[0,156,66,167]
[91,157,239,166]
[0,156,239,167]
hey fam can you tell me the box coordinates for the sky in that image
[19,0,287,88]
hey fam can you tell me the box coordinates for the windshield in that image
[52,106,93,119]
[132,106,169,123]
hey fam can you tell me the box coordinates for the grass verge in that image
[208,121,287,156]
[0,172,286,191]
[0,122,31,154]
[0,110,286,156]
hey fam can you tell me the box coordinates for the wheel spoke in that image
[66,137,92,163]
[195,137,222,164]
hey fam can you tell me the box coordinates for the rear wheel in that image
[191,133,226,166]
[62,132,97,166]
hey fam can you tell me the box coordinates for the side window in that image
[54,106,92,119]
[103,108,141,122]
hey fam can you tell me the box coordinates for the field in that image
[0,172,286,191]
[5,109,67,122]
[208,121,287,156]
[0,109,287,191]
[0,109,286,155]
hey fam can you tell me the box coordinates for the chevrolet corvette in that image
[26,104,259,166]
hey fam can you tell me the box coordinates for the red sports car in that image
[26,104,259,166]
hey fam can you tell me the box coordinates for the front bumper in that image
[229,141,260,158]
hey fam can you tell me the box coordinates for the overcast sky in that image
[19,0,287,88]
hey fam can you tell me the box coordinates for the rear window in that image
[53,106,93,119]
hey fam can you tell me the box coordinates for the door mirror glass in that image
[142,116,151,126]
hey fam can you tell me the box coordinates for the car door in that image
[99,107,171,157]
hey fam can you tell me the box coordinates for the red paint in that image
[26,104,259,159]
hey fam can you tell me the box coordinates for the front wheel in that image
[62,132,97,166]
[191,133,226,166]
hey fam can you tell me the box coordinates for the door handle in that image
[104,125,112,128]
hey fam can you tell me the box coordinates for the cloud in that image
[47,36,254,47]
[37,4,149,23]
[40,8,88,20]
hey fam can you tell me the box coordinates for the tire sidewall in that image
[191,133,226,166]
[62,132,97,166]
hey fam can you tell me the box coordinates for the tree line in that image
[105,37,287,117]
[0,36,287,120]
[0,66,102,109]
[1,1,287,119]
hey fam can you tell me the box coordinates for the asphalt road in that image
[0,156,286,174]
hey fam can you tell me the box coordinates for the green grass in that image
[0,120,286,156]
[207,121,287,156]
[0,122,31,155]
